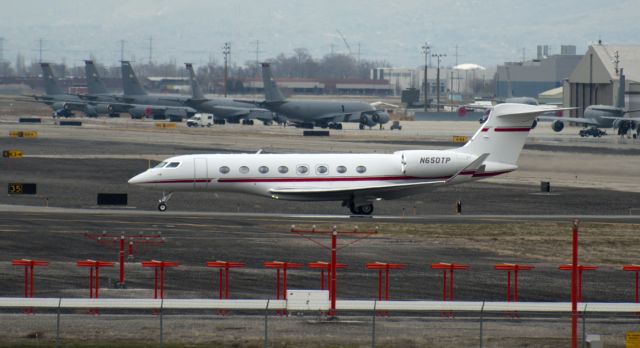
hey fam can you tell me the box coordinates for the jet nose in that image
[128,172,146,185]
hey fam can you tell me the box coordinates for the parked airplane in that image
[129,103,566,214]
[177,63,275,125]
[74,60,131,117]
[237,63,390,129]
[540,69,640,137]
[114,61,197,119]
[20,63,99,117]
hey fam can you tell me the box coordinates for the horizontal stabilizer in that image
[446,153,489,184]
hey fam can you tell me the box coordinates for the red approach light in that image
[207,261,246,315]
[144,107,153,117]
[457,106,467,117]
[366,262,406,316]
[264,261,304,315]
[142,260,180,299]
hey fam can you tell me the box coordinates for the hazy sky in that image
[1,0,638,69]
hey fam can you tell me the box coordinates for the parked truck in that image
[186,113,214,127]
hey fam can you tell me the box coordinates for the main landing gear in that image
[158,192,173,212]
[345,201,374,215]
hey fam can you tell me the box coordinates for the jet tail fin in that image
[121,61,147,96]
[453,104,574,165]
[261,63,286,103]
[617,68,625,109]
[185,63,205,100]
[40,63,64,95]
[84,60,108,95]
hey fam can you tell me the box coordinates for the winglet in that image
[446,153,489,184]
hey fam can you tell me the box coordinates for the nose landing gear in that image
[158,192,174,212]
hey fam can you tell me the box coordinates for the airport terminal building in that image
[563,43,640,116]
[495,45,582,99]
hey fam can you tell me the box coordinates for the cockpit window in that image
[154,162,167,168]
[166,162,181,168]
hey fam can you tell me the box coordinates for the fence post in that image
[371,300,377,348]
[56,298,61,348]
[264,299,270,348]
[479,300,485,348]
[159,298,164,347]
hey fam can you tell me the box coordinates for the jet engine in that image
[360,110,390,128]
[51,102,73,117]
[551,120,564,132]
[128,106,155,119]
[52,102,69,111]
[359,114,377,127]
[94,103,112,115]
[613,119,637,134]
[371,110,390,125]
[83,105,99,117]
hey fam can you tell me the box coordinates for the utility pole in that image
[148,37,153,65]
[455,44,460,95]
[252,40,262,78]
[223,42,231,97]
[38,39,43,63]
[120,40,126,61]
[432,53,446,112]
[422,42,430,111]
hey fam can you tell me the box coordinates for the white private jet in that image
[129,103,564,214]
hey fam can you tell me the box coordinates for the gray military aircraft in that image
[73,60,132,117]
[20,63,100,117]
[541,69,640,137]
[113,61,196,119]
[238,63,390,129]
[177,63,275,125]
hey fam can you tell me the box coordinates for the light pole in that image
[421,43,430,111]
[431,53,446,112]
[223,42,231,97]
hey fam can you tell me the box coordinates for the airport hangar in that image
[563,43,640,117]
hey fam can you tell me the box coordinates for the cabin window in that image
[239,166,250,174]
[356,165,367,173]
[336,165,347,173]
[219,166,230,174]
[166,162,181,168]
[296,165,309,175]
[316,165,328,175]
[278,166,289,174]
[258,166,269,174]
[154,162,167,168]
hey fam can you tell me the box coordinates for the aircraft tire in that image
[359,204,374,215]
[158,203,167,212]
